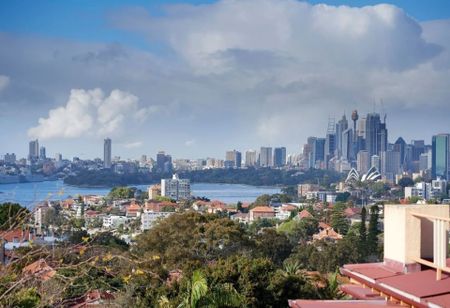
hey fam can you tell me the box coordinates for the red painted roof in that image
[289,300,401,307]
[251,206,274,213]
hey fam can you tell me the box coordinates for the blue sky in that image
[0,0,450,159]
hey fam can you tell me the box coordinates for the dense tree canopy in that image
[0,203,29,230]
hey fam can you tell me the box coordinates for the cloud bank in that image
[28,88,153,140]
[0,0,449,158]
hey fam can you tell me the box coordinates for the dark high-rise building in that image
[336,114,348,158]
[432,134,449,180]
[313,138,326,163]
[365,113,388,157]
[103,138,112,168]
[342,128,353,161]
[412,140,425,161]
[29,139,39,160]
[274,147,287,167]
[325,133,336,160]
[156,151,172,173]
[394,137,406,168]
[39,146,46,160]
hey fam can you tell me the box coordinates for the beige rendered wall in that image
[384,204,449,265]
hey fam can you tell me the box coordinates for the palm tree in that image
[173,270,242,308]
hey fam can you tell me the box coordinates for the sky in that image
[1,0,450,160]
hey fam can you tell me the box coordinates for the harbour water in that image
[0,180,281,208]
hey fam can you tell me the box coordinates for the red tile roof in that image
[299,209,313,219]
[250,206,275,213]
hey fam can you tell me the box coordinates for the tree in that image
[330,203,349,235]
[398,177,414,188]
[367,205,380,256]
[0,203,29,230]
[176,270,242,308]
[254,229,293,265]
[358,207,367,259]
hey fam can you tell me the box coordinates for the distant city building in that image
[259,147,273,167]
[357,150,370,174]
[39,146,46,160]
[273,147,286,167]
[3,153,16,164]
[55,153,62,162]
[225,150,242,168]
[161,174,190,201]
[29,139,39,160]
[104,138,112,168]
[156,151,172,173]
[148,184,161,200]
[312,138,326,165]
[371,155,380,171]
[341,128,353,161]
[394,137,406,168]
[381,150,401,182]
[365,113,387,157]
[245,150,257,167]
[335,114,349,159]
[432,134,449,180]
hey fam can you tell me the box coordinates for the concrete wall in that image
[384,204,449,267]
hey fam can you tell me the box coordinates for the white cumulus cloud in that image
[28,88,153,140]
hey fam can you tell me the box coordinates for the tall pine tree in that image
[358,206,367,260]
[367,205,380,256]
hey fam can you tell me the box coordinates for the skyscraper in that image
[273,147,287,167]
[341,128,353,161]
[394,137,406,168]
[365,113,388,157]
[381,150,401,182]
[357,150,370,174]
[432,134,449,180]
[104,138,112,168]
[336,114,349,158]
[156,151,172,173]
[29,139,39,160]
[39,146,46,160]
[313,138,326,165]
[225,150,241,168]
[260,147,273,167]
[245,150,257,167]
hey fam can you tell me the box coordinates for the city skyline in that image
[1,0,450,159]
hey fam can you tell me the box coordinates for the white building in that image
[102,215,129,229]
[161,174,191,200]
[141,211,173,230]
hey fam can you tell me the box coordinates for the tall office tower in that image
[313,138,326,165]
[55,153,62,161]
[104,138,112,168]
[225,150,242,168]
[381,150,401,181]
[325,117,336,160]
[29,139,39,160]
[412,140,426,161]
[341,128,353,161]
[156,151,167,172]
[419,153,429,172]
[357,117,366,138]
[357,150,370,174]
[379,115,388,153]
[394,137,406,168]
[371,155,380,171]
[260,147,273,167]
[365,113,388,157]
[273,147,287,167]
[245,150,257,167]
[336,114,349,158]
[39,146,46,160]
[161,174,191,201]
[432,134,449,180]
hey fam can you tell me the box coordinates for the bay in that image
[0,180,280,208]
